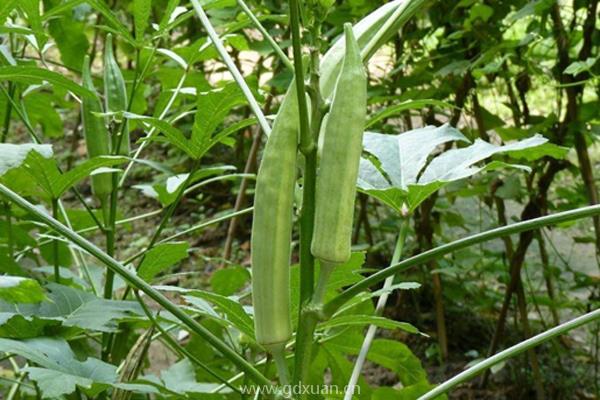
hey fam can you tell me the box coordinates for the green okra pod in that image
[311,24,367,266]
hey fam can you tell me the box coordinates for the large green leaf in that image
[0,284,144,333]
[358,125,553,212]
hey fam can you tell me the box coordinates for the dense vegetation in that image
[0,0,599,399]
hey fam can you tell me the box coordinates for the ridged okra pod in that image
[81,55,112,206]
[251,85,299,352]
[311,24,367,266]
[103,33,130,155]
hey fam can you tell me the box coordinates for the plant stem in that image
[51,198,60,283]
[418,307,600,400]
[236,0,294,71]
[134,291,242,394]
[323,204,600,318]
[288,0,312,154]
[271,344,290,387]
[190,0,271,136]
[4,202,14,259]
[344,217,409,399]
[0,183,274,388]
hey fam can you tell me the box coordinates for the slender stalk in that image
[288,0,312,154]
[323,204,600,318]
[51,198,60,283]
[4,202,14,259]
[344,217,409,399]
[0,183,273,388]
[418,307,600,400]
[271,345,290,387]
[236,0,293,71]
[1,82,15,143]
[134,291,242,394]
[190,0,271,136]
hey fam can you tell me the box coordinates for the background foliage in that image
[0,0,599,399]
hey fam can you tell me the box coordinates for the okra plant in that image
[0,0,599,399]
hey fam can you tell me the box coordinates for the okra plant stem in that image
[345,217,410,399]
[51,198,60,283]
[323,204,600,318]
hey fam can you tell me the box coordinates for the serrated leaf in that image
[192,82,246,144]
[0,284,144,333]
[62,299,144,332]
[155,285,255,339]
[134,0,152,41]
[138,242,189,282]
[0,337,117,398]
[185,290,254,339]
[86,0,134,44]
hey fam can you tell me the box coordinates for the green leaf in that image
[86,0,134,44]
[47,9,89,70]
[0,313,61,339]
[19,0,47,49]
[210,266,250,296]
[56,156,127,196]
[186,290,254,339]
[0,276,45,304]
[125,112,200,158]
[134,0,152,41]
[321,315,422,335]
[138,242,189,282]
[0,66,94,99]
[136,165,236,206]
[0,0,19,25]
[359,126,552,211]
[326,332,428,386]
[192,82,246,145]
[0,284,144,333]
[0,143,53,176]
[156,285,255,340]
[62,299,144,332]
[0,337,117,397]
[564,57,598,76]
[161,359,221,394]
